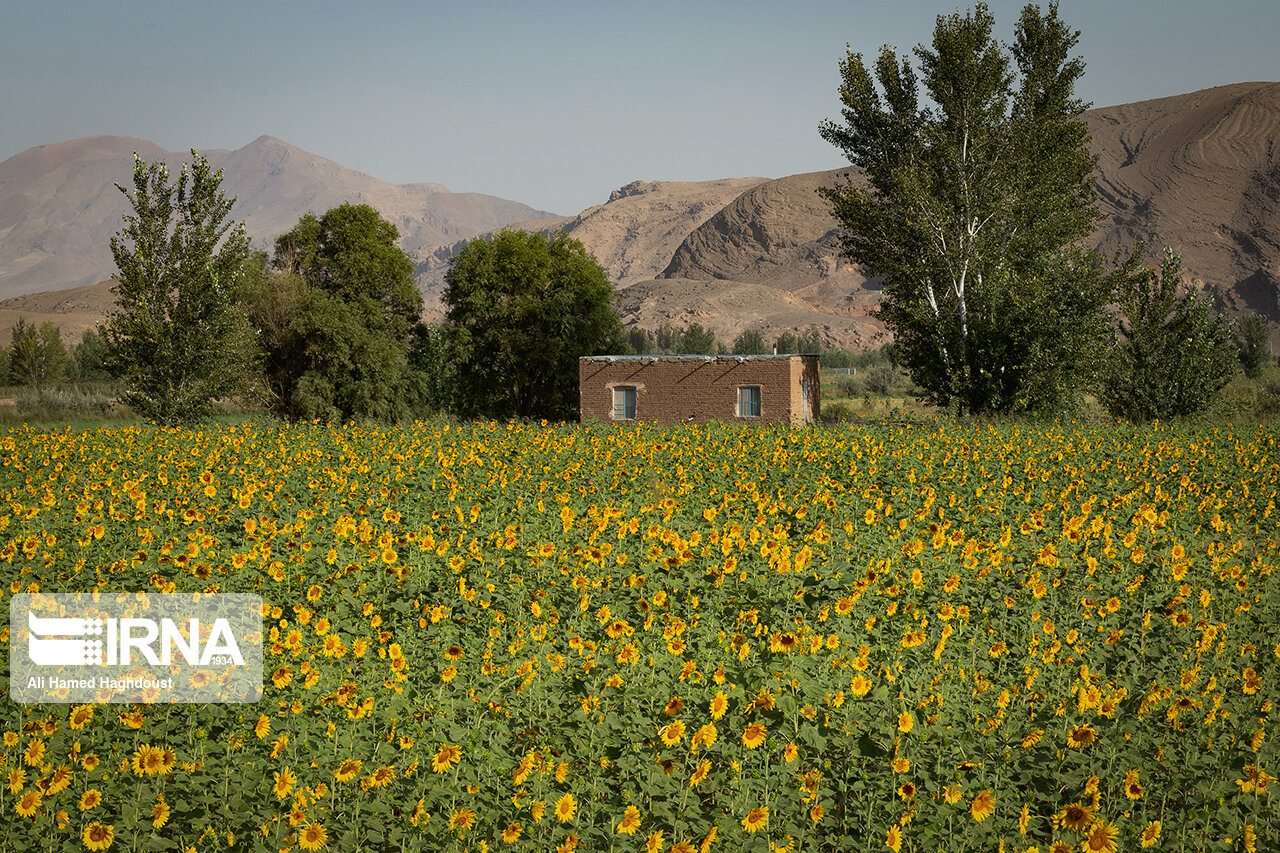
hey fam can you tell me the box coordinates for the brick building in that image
[579,354,821,426]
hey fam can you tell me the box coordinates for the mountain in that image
[413,177,767,314]
[1086,83,1280,319]
[627,82,1280,349]
[0,135,553,301]
[2,83,1278,352]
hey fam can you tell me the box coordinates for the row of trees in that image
[98,0,1274,430]
[624,325,828,358]
[100,153,625,424]
[1,321,111,386]
[819,1,1271,421]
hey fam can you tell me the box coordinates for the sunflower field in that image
[1,419,1276,853]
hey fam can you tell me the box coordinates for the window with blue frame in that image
[612,386,637,420]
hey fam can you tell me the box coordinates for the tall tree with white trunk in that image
[820,2,1110,414]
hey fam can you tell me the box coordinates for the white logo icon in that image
[27,612,105,666]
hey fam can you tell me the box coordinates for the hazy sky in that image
[3,0,1276,215]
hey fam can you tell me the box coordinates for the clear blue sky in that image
[2,0,1276,215]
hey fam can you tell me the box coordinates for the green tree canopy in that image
[626,327,654,355]
[103,151,251,423]
[1236,313,1270,379]
[67,330,114,382]
[443,230,624,420]
[774,331,799,354]
[273,204,420,338]
[797,327,825,355]
[676,323,719,355]
[1102,247,1236,421]
[732,329,769,355]
[241,202,425,422]
[9,318,68,386]
[819,2,1109,415]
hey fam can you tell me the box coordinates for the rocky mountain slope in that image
[2,83,1278,352]
[619,82,1280,349]
[413,177,766,314]
[0,135,552,300]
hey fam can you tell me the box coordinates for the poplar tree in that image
[820,2,1109,414]
[104,151,250,423]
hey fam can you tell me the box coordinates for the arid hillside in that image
[0,135,552,300]
[413,177,767,314]
[616,82,1280,349]
[2,83,1278,352]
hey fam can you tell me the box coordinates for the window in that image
[612,386,636,420]
[738,386,761,418]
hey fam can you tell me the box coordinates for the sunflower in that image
[1123,770,1144,800]
[45,765,73,795]
[254,716,271,739]
[1081,821,1119,853]
[741,806,768,833]
[69,705,94,730]
[660,721,685,747]
[368,766,395,789]
[851,675,873,696]
[78,788,102,812]
[709,692,729,720]
[969,790,996,822]
[554,792,577,823]
[334,759,362,782]
[897,712,914,733]
[742,722,767,749]
[616,805,642,835]
[897,781,917,800]
[298,822,329,851]
[1067,724,1096,748]
[691,723,718,750]
[130,744,155,776]
[689,759,710,788]
[151,796,171,829]
[772,632,799,652]
[274,767,297,799]
[432,744,462,774]
[645,831,665,853]
[885,824,902,853]
[82,821,114,851]
[1139,821,1162,848]
[321,635,343,657]
[271,666,294,689]
[502,822,523,843]
[23,739,46,767]
[449,807,477,831]
[1054,802,1093,831]
[15,789,42,818]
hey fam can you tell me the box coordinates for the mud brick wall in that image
[579,355,820,426]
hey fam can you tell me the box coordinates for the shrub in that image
[14,385,115,420]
